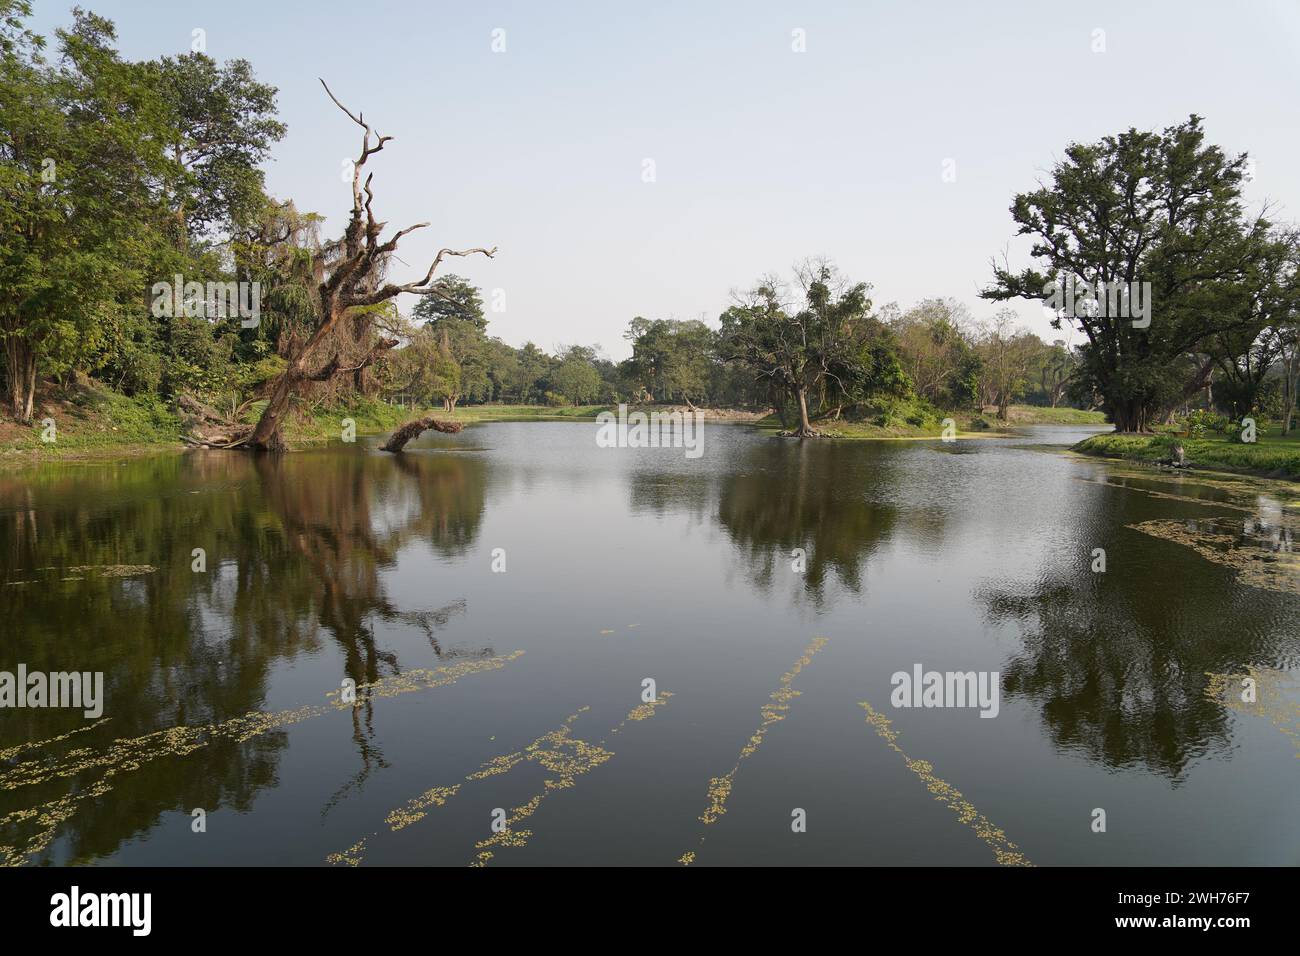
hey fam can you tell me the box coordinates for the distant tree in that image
[430,333,462,411]
[515,342,552,404]
[891,298,975,405]
[413,274,486,332]
[624,317,715,406]
[549,346,601,405]
[976,309,1040,420]
[482,337,522,403]
[386,320,461,410]
[1033,340,1076,408]
[826,337,912,416]
[721,259,873,436]
[228,197,324,354]
[411,274,492,407]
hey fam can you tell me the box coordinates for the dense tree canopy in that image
[1,4,171,419]
[983,115,1282,432]
[623,317,714,406]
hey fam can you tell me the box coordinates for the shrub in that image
[863,395,942,430]
[1181,409,1231,438]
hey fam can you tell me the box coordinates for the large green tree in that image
[0,4,172,420]
[983,116,1274,432]
[151,51,285,245]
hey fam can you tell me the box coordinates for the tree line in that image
[387,269,1077,433]
[3,3,1297,440]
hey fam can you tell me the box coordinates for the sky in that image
[28,0,1300,360]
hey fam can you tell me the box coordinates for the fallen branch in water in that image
[381,416,463,452]
[178,392,257,448]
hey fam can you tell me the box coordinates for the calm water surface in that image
[2,422,1297,865]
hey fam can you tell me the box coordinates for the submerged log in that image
[380,416,463,452]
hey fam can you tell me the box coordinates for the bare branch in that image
[345,246,497,307]
[320,78,364,128]
[375,222,430,255]
[405,245,498,291]
[363,173,377,232]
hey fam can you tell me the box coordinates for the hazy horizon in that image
[29,0,1300,359]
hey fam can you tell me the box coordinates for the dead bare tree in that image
[213,79,495,450]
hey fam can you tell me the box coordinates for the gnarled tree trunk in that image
[235,80,494,451]
[380,416,463,452]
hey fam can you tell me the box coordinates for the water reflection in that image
[977,479,1300,779]
[716,440,899,602]
[0,447,490,863]
[2,427,1299,865]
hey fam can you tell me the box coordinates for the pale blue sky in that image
[30,0,1300,358]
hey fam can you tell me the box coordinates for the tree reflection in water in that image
[0,446,491,862]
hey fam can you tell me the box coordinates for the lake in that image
[1,422,1297,866]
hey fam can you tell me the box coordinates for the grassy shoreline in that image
[751,403,1104,440]
[1073,431,1300,481]
[1,386,1108,464]
[0,396,616,465]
